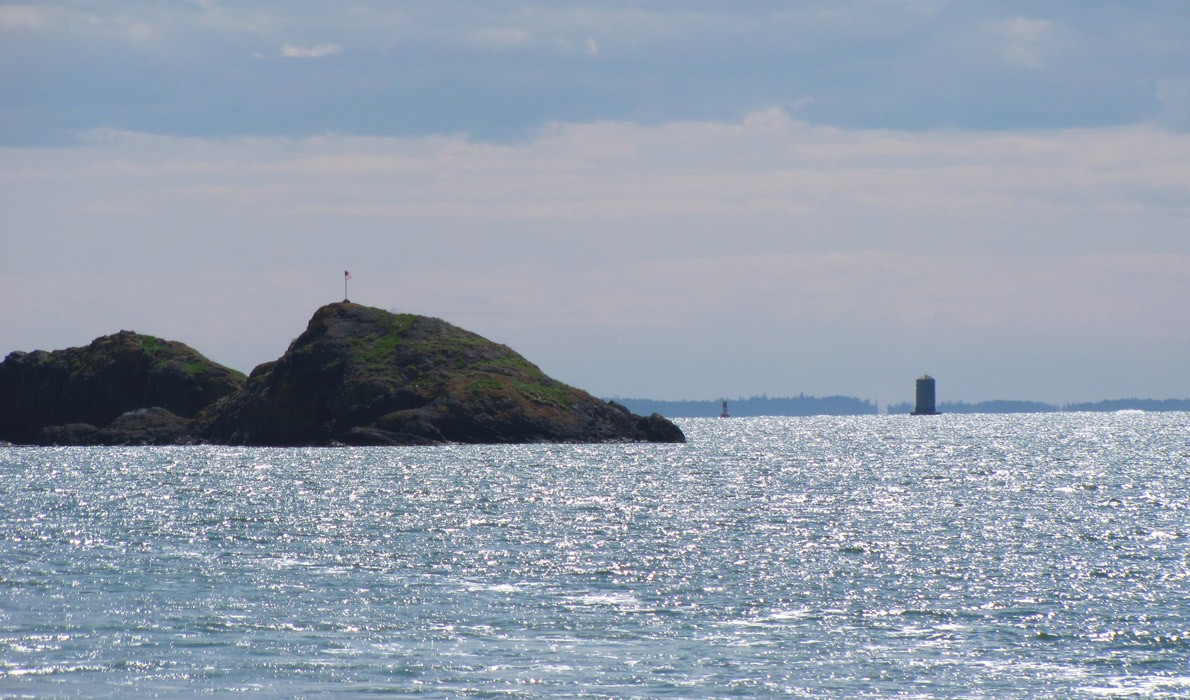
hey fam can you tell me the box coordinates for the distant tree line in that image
[1062,398,1190,412]
[886,398,1190,415]
[615,395,1190,418]
[885,400,1057,414]
[610,394,878,418]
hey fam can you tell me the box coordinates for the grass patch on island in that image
[359,314,418,365]
[513,380,574,407]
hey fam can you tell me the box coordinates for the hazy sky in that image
[3,1,1189,406]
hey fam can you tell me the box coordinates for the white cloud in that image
[5,2,1189,146]
[27,111,1190,235]
[0,4,53,28]
[280,42,342,58]
[993,16,1053,69]
[0,3,167,44]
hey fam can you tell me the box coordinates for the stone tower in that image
[912,374,939,415]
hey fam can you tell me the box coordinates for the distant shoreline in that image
[610,396,1190,418]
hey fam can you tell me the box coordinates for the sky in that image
[2,1,1189,407]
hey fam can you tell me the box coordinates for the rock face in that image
[0,303,684,446]
[195,302,685,446]
[0,331,246,445]
[39,407,194,446]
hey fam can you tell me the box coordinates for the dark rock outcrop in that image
[0,303,684,446]
[39,407,193,446]
[194,302,684,445]
[0,331,245,445]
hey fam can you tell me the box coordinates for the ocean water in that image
[2,413,1190,698]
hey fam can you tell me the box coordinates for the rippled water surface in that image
[3,413,1190,697]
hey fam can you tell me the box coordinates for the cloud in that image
[280,42,342,58]
[25,111,1190,230]
[0,3,169,43]
[0,4,54,28]
[4,2,1190,146]
[994,16,1053,69]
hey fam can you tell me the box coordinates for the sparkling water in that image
[3,413,1190,697]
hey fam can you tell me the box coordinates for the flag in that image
[344,271,352,280]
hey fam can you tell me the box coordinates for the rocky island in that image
[0,302,684,446]
[0,330,245,445]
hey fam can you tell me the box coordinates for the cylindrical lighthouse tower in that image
[912,374,939,415]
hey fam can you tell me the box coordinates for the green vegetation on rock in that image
[195,302,684,446]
